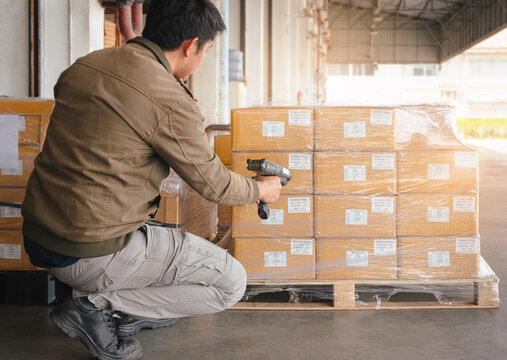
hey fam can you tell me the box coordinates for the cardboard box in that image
[234,238,315,279]
[218,204,232,225]
[0,188,25,229]
[232,152,313,194]
[315,195,396,238]
[398,236,480,279]
[214,135,232,165]
[397,193,478,236]
[395,106,469,150]
[231,107,313,151]
[314,152,396,194]
[314,107,396,151]
[0,99,55,115]
[398,150,478,193]
[316,238,397,279]
[0,146,39,187]
[154,195,181,226]
[232,195,313,238]
[0,230,39,271]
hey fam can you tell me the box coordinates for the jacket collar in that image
[128,37,173,74]
[127,37,196,100]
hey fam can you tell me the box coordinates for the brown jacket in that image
[22,37,258,258]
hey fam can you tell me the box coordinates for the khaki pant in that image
[48,224,247,320]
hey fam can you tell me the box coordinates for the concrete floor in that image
[1,142,506,360]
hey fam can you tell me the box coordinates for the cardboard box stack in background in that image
[227,105,480,282]
[0,99,55,271]
[231,108,316,279]
[214,135,233,225]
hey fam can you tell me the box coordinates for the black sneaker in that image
[50,297,143,360]
[116,314,179,338]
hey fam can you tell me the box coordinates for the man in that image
[21,1,282,359]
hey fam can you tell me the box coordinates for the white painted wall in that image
[40,0,104,98]
[0,1,29,97]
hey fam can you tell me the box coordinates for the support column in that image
[244,0,266,106]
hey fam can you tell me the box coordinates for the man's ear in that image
[182,37,199,57]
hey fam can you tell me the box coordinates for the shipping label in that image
[372,154,395,170]
[291,239,313,255]
[344,122,366,138]
[371,197,394,213]
[428,251,450,267]
[1,205,22,218]
[0,114,20,169]
[289,154,311,170]
[344,165,366,181]
[261,209,284,225]
[427,164,450,180]
[370,109,393,126]
[0,244,21,260]
[456,238,478,254]
[453,196,475,212]
[345,209,368,225]
[264,251,287,267]
[288,110,311,126]
[455,152,477,168]
[288,197,311,213]
[18,116,26,132]
[262,121,285,137]
[346,251,369,267]
[1,160,23,176]
[427,207,450,222]
[374,239,396,256]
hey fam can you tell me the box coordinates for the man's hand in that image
[256,176,282,204]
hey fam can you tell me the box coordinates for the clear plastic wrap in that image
[157,171,218,240]
[229,105,499,309]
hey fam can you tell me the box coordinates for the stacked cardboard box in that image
[231,108,316,279]
[0,99,55,271]
[229,105,480,281]
[215,135,233,225]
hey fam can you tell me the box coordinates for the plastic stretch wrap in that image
[0,98,55,271]
[229,105,499,309]
[157,171,218,240]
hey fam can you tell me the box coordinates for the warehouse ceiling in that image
[327,0,507,64]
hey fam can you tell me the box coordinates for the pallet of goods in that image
[224,105,499,310]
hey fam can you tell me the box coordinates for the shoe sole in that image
[117,318,179,338]
[50,308,143,360]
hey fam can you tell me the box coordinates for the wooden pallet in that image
[232,256,499,310]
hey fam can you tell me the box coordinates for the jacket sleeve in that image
[151,97,259,206]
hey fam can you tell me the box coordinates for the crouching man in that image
[21,1,282,359]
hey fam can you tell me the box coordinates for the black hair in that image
[142,0,226,51]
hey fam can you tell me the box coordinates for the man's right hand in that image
[256,176,283,204]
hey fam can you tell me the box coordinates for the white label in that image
[346,251,369,267]
[344,122,366,138]
[0,114,20,169]
[0,244,21,260]
[282,167,290,176]
[1,160,23,176]
[428,251,450,267]
[18,116,26,132]
[288,110,311,126]
[264,251,287,267]
[455,152,477,168]
[1,206,22,218]
[344,165,366,181]
[345,209,368,225]
[456,238,478,254]
[427,207,450,222]
[372,154,394,170]
[371,197,394,213]
[262,121,285,137]
[261,209,284,225]
[427,164,450,180]
[288,197,311,213]
[374,240,397,256]
[291,239,313,255]
[289,154,311,170]
[453,197,475,212]
[370,109,393,126]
